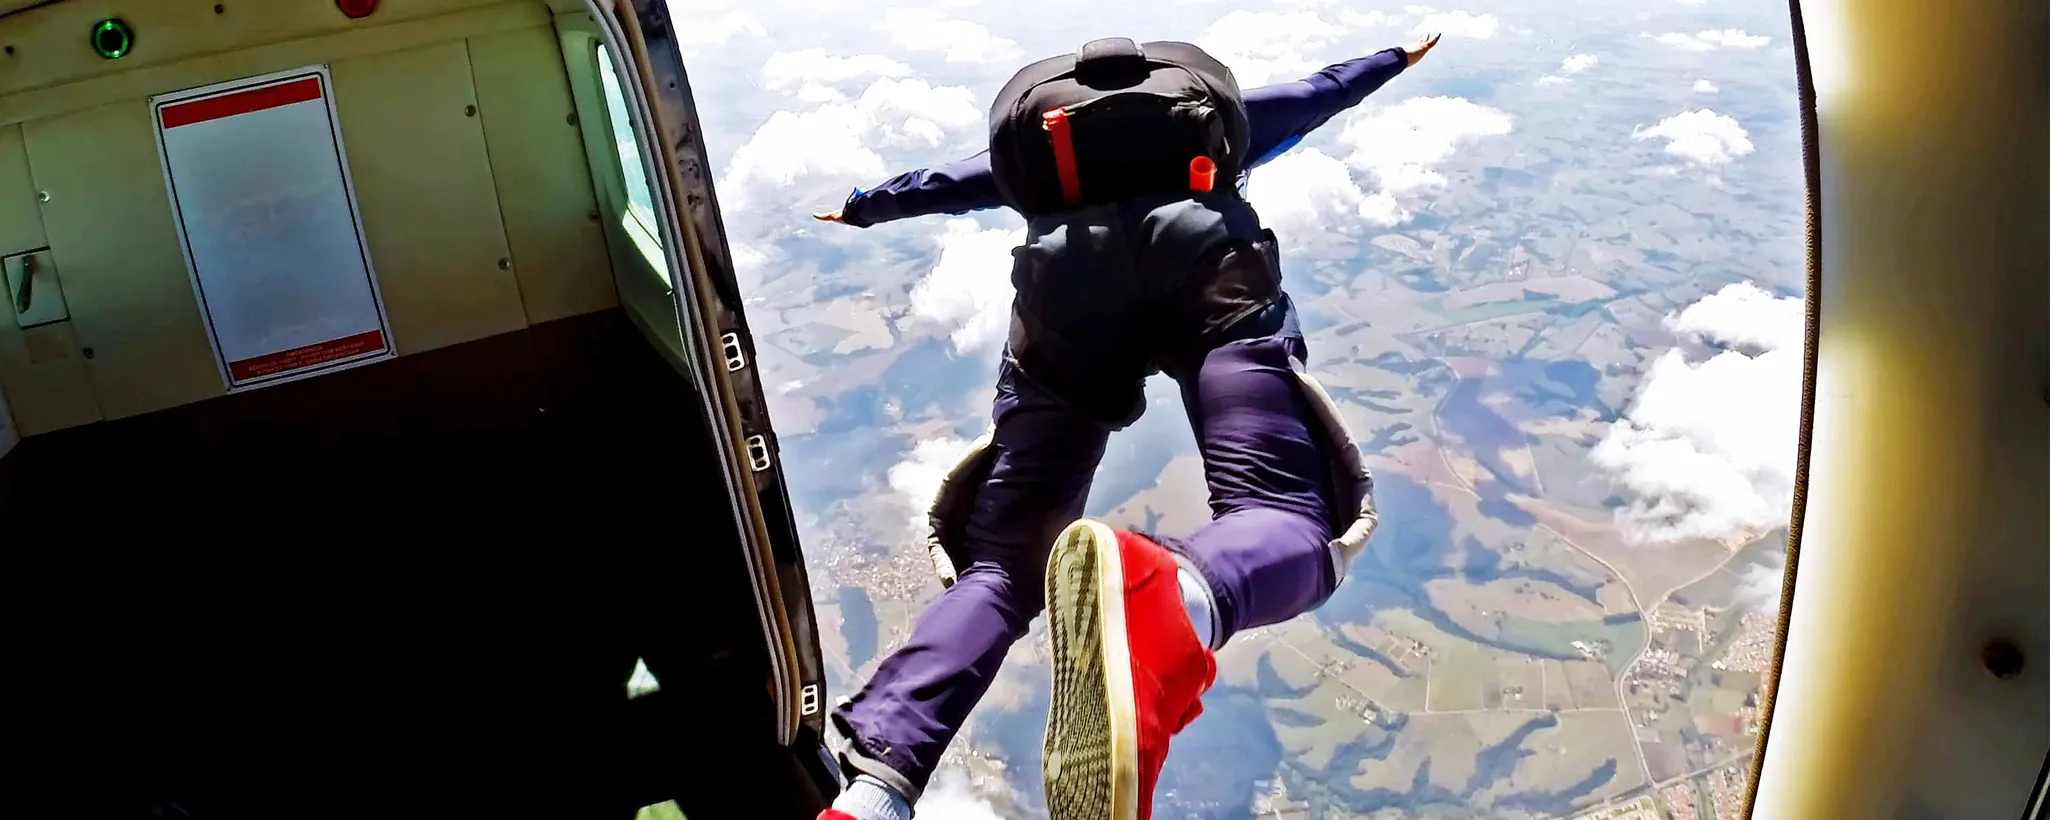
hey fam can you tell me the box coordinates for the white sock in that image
[1177,567,1217,650]
[832,775,911,820]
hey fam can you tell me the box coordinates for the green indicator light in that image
[91,18,133,60]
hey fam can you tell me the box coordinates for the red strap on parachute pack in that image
[1042,108,1082,205]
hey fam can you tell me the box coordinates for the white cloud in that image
[1667,279,1804,351]
[1248,148,1404,253]
[888,434,981,532]
[1407,7,1501,39]
[794,82,848,104]
[915,769,1006,820]
[1675,0,1708,5]
[858,79,984,146]
[1537,54,1596,85]
[731,242,772,289]
[720,78,981,203]
[1649,29,1771,52]
[1243,97,1506,245]
[907,218,1024,356]
[1694,78,1720,93]
[880,9,1021,64]
[1735,559,1787,612]
[723,107,885,197]
[1633,108,1754,166]
[676,11,766,47]
[1592,282,1804,544]
[1340,8,1395,27]
[1197,10,1350,86]
[762,49,910,93]
[1339,96,1514,196]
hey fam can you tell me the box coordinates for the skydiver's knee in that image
[953,561,1045,633]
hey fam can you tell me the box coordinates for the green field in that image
[1697,686,1749,716]
[1429,294,1561,325]
[1381,671,1431,713]
[1430,642,1489,712]
[1470,712,1647,810]
[1270,678,1380,772]
[1564,660,1616,708]
[1542,660,1577,710]
[1492,657,1546,710]
[1497,615,1651,677]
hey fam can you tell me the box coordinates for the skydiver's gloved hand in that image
[813,209,848,224]
[1404,32,1443,66]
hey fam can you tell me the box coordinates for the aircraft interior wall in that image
[0,0,632,433]
[0,3,808,816]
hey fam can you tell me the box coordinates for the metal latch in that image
[4,249,66,328]
[800,683,820,715]
[745,434,771,472]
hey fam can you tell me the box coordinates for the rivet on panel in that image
[566,112,579,127]
[214,4,225,14]
[464,104,477,117]
[82,347,95,360]
[37,191,50,202]
[497,257,512,270]
[3,45,14,56]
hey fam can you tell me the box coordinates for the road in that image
[1608,750,1757,806]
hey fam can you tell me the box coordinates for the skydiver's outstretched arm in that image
[814,150,1001,227]
[816,34,1441,227]
[1244,40,1428,167]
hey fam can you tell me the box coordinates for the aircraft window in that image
[596,44,662,250]
[692,3,1806,817]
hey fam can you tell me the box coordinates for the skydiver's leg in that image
[830,357,1109,804]
[1157,295,1340,648]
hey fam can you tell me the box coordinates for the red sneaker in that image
[1041,519,1217,820]
[816,811,858,820]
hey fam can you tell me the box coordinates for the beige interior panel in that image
[330,39,527,354]
[468,24,616,324]
[22,101,223,420]
[0,4,550,130]
[0,0,505,98]
[0,125,46,257]
[0,320,103,434]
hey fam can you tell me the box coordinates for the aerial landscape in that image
[669,0,1809,815]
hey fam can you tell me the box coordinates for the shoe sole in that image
[1042,519,1139,820]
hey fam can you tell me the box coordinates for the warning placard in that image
[153,66,394,391]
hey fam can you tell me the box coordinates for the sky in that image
[664,0,1801,548]
[649,0,1809,813]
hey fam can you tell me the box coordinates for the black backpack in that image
[988,38,1250,217]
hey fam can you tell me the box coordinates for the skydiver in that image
[819,34,1442,820]
[814,33,1441,228]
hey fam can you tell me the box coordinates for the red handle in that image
[1189,156,1217,193]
